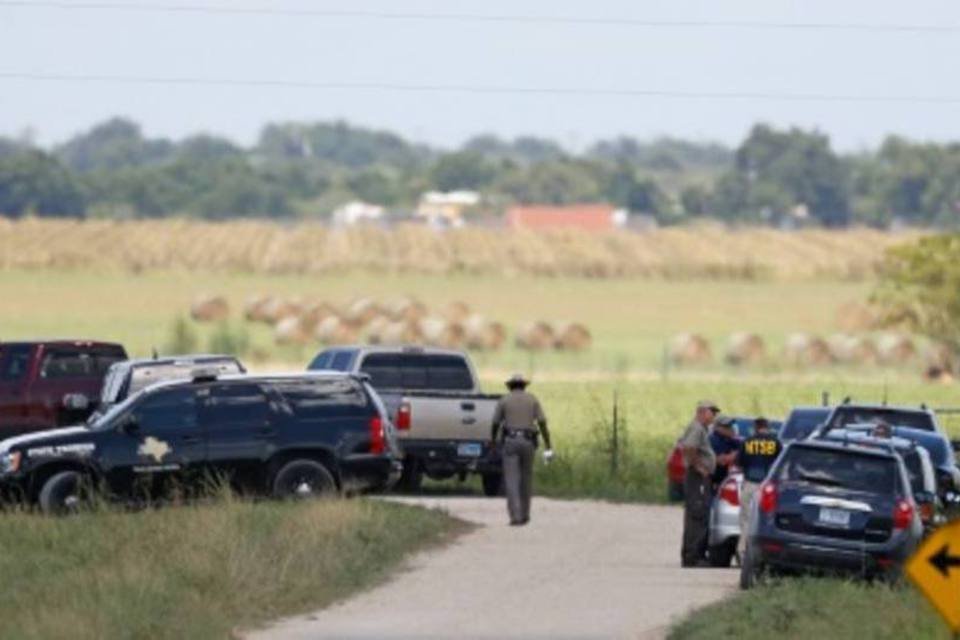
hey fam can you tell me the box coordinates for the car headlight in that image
[0,451,21,475]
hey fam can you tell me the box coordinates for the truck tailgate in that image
[401,395,499,441]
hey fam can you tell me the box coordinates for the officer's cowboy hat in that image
[696,399,721,412]
[505,373,531,388]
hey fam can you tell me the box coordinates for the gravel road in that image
[249,497,736,640]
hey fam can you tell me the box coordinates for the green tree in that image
[57,117,173,172]
[872,234,960,357]
[0,150,85,217]
[429,152,498,191]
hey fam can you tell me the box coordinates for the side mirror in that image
[62,393,90,412]
[119,415,139,435]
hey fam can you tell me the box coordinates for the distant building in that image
[332,201,385,228]
[505,203,624,232]
[416,191,481,228]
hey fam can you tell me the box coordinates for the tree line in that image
[1,117,959,227]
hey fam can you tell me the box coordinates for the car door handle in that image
[461,402,476,411]
[462,417,477,425]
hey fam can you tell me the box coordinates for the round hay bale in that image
[925,365,955,385]
[343,298,383,327]
[724,332,766,366]
[364,315,392,344]
[380,321,423,345]
[834,301,879,332]
[418,317,466,349]
[515,321,556,351]
[554,322,593,352]
[444,301,472,323]
[243,294,271,322]
[190,295,230,323]
[300,301,338,333]
[784,333,832,366]
[260,298,303,325]
[463,315,507,351]
[669,333,712,366]
[314,316,357,346]
[274,316,311,346]
[877,333,917,365]
[827,334,879,365]
[383,297,428,323]
[925,343,958,374]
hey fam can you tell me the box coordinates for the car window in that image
[780,410,829,440]
[359,354,402,388]
[902,451,924,495]
[777,446,900,494]
[132,388,197,433]
[330,351,356,371]
[275,378,368,419]
[205,383,270,428]
[307,351,334,371]
[424,355,473,391]
[100,365,127,404]
[127,359,244,396]
[39,347,125,379]
[829,408,936,432]
[0,345,32,381]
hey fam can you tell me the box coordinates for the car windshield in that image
[777,446,900,494]
[780,409,829,441]
[126,359,242,396]
[828,407,936,432]
[87,391,141,430]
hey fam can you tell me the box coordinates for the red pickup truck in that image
[0,340,127,438]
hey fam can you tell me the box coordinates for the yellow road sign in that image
[906,519,960,633]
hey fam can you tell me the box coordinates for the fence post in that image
[611,390,620,476]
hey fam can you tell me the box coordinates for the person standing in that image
[710,415,741,491]
[680,400,719,567]
[490,373,553,526]
[737,417,782,558]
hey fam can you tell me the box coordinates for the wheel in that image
[667,480,684,502]
[739,543,764,590]
[38,471,92,515]
[481,472,504,497]
[271,459,337,500]
[396,458,424,493]
[709,539,736,568]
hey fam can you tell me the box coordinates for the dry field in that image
[0,218,916,279]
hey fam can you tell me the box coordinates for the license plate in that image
[458,443,483,458]
[818,507,851,528]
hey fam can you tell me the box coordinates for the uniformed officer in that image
[737,416,782,558]
[490,373,553,526]
[709,415,740,490]
[680,400,719,567]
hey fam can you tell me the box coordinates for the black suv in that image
[740,439,923,588]
[0,372,402,513]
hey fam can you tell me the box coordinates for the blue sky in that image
[1,0,959,150]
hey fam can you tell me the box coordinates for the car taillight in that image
[893,498,914,530]
[369,416,385,454]
[396,402,411,431]
[719,477,740,506]
[759,481,778,514]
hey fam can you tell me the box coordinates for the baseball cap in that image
[714,414,736,428]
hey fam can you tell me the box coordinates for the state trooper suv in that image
[0,371,402,513]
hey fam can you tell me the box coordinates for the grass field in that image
[0,268,884,375]
[0,496,462,640]
[669,578,951,640]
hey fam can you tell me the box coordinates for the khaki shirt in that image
[680,419,717,475]
[493,390,546,432]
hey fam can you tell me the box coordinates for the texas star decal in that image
[138,436,171,463]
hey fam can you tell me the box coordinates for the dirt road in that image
[249,497,736,640]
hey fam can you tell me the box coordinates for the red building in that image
[505,204,618,232]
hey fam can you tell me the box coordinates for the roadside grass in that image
[0,497,464,640]
[669,578,951,640]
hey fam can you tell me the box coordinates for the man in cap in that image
[710,415,741,490]
[679,399,719,567]
[737,417,782,559]
[490,373,553,526]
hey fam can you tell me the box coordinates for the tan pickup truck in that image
[307,345,504,495]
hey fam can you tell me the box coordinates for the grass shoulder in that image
[0,497,466,639]
[669,578,950,640]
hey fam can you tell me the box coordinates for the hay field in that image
[0,218,915,279]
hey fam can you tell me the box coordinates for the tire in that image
[709,539,736,568]
[38,470,91,515]
[271,459,337,500]
[482,472,504,497]
[396,458,424,493]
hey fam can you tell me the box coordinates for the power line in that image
[2,71,960,104]
[0,1,958,34]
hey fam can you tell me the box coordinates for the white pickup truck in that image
[307,346,504,495]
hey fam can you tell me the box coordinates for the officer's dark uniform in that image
[680,401,718,567]
[491,374,551,526]
[737,419,782,556]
